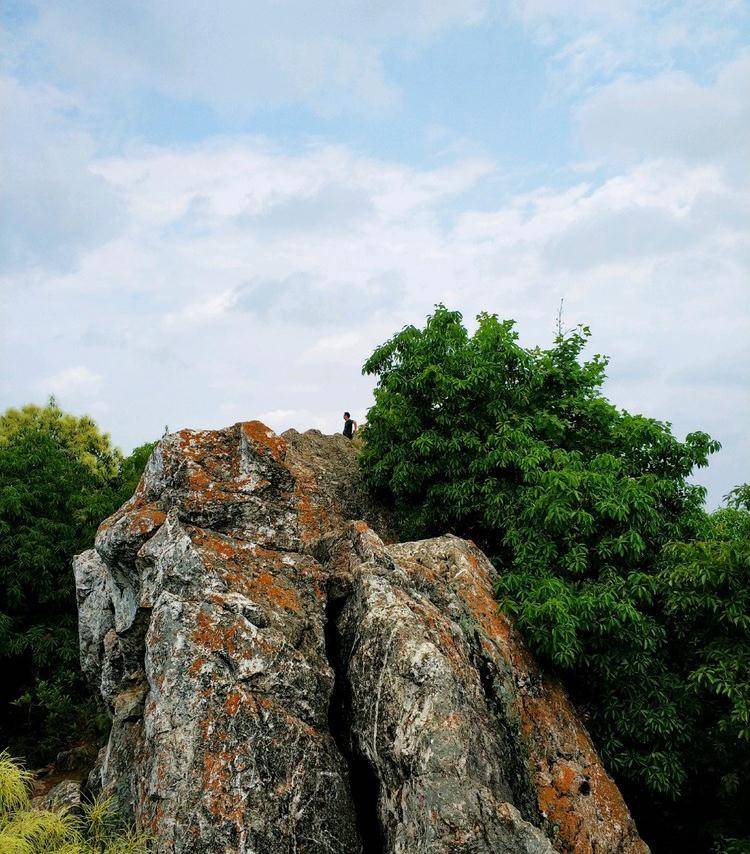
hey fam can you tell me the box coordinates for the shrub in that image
[0,751,148,853]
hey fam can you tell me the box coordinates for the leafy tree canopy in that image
[654,485,750,847]
[361,306,748,848]
[0,401,154,763]
[0,400,122,481]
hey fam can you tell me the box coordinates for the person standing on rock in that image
[342,412,357,439]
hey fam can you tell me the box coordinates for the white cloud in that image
[514,0,746,93]
[163,290,238,329]
[305,332,362,359]
[11,0,488,116]
[2,0,748,510]
[577,51,750,171]
[512,0,640,31]
[3,128,746,506]
[0,76,123,274]
[256,408,331,433]
[39,366,102,397]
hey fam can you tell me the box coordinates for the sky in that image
[1,0,748,507]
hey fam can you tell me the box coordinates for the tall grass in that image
[0,751,149,853]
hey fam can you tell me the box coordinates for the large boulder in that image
[74,422,647,853]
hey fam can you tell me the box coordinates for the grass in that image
[0,751,149,853]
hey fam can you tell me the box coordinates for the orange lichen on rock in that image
[190,527,311,614]
[538,761,586,848]
[188,655,209,676]
[385,539,644,853]
[127,504,166,536]
[96,489,150,540]
[202,748,245,825]
[171,427,256,502]
[184,465,242,505]
[395,553,441,586]
[294,476,334,543]
[248,569,301,613]
[447,547,645,853]
[174,429,226,474]
[191,609,259,659]
[452,551,513,647]
[224,689,244,717]
[240,420,287,463]
[254,694,318,739]
[77,424,646,853]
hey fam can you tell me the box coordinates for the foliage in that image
[0,401,154,763]
[0,401,122,482]
[114,443,154,507]
[662,485,750,745]
[0,751,149,853]
[360,306,750,847]
[651,485,750,848]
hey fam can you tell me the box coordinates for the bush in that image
[0,750,148,853]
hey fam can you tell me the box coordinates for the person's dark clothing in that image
[343,419,354,439]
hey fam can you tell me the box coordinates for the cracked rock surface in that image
[74,421,647,853]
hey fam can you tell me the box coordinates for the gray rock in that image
[334,529,646,853]
[73,548,114,688]
[75,421,647,854]
[335,541,549,852]
[31,779,82,814]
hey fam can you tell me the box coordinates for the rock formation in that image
[74,421,648,853]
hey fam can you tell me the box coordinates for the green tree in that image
[0,401,122,481]
[654,485,750,849]
[360,307,725,818]
[0,402,154,763]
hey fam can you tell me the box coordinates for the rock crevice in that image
[324,591,385,854]
[74,421,647,853]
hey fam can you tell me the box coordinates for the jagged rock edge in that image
[74,423,648,854]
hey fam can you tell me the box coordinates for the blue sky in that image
[1,0,749,506]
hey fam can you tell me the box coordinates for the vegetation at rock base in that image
[361,305,750,851]
[0,401,154,765]
[0,751,148,853]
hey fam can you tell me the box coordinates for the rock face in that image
[31,779,83,814]
[74,422,647,854]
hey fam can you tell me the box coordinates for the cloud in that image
[10,0,488,116]
[539,160,749,272]
[0,76,123,274]
[2,10,748,509]
[577,51,750,171]
[255,408,333,433]
[237,185,375,236]
[513,0,747,93]
[6,0,745,131]
[668,354,750,389]
[512,0,640,31]
[234,271,404,325]
[3,133,745,512]
[39,366,102,397]
[305,332,362,360]
[92,139,493,229]
[161,272,404,330]
[163,290,238,329]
